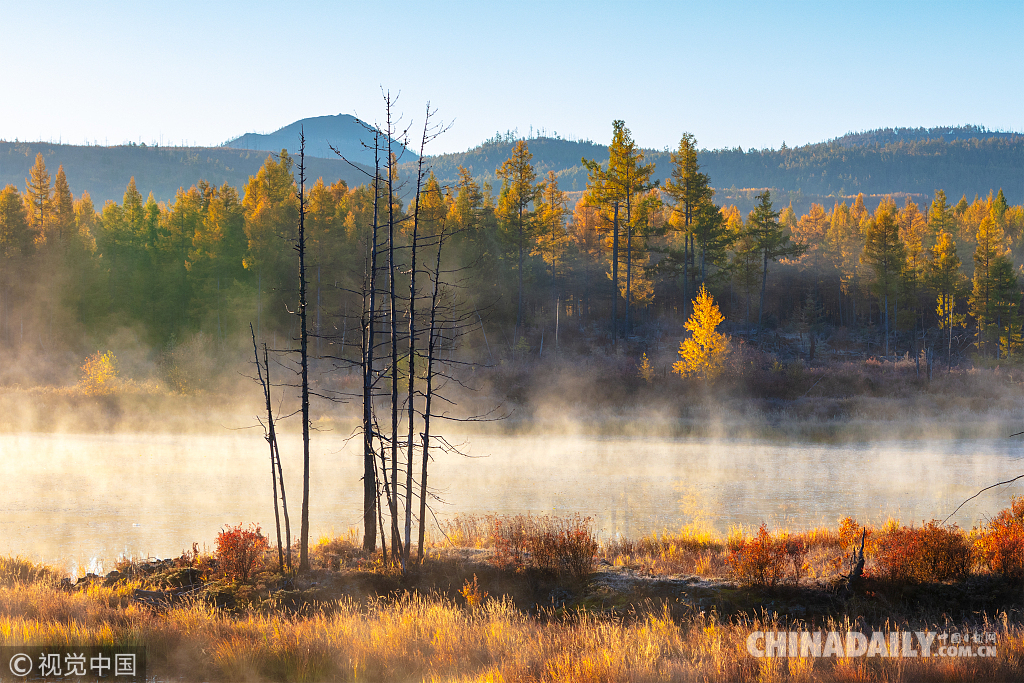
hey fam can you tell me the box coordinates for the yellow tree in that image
[24,153,51,243]
[673,284,729,382]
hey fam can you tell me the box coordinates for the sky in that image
[2,0,1022,155]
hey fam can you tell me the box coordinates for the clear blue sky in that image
[3,0,1021,154]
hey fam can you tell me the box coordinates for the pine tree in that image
[862,200,906,357]
[748,190,805,338]
[50,166,75,247]
[582,121,657,337]
[495,140,538,343]
[928,190,956,245]
[672,284,729,382]
[664,134,714,304]
[25,153,51,243]
[989,254,1020,358]
[970,216,1008,355]
[0,185,30,259]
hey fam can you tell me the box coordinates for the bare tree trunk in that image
[297,130,312,573]
[385,99,401,566]
[625,202,632,336]
[418,222,446,562]
[362,133,382,552]
[611,202,618,350]
[251,325,284,573]
[404,110,432,568]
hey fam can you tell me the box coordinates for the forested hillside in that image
[0,141,369,205]
[419,126,1023,209]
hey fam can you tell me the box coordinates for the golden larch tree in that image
[673,284,729,381]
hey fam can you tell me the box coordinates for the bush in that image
[728,524,787,587]
[216,523,268,584]
[873,521,971,583]
[79,350,119,395]
[975,496,1024,580]
[488,514,597,581]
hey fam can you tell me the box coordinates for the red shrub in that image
[728,524,787,587]
[975,496,1024,580]
[216,523,268,584]
[873,521,971,583]
[488,514,597,581]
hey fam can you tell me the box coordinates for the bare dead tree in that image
[251,324,288,572]
[418,209,449,561]
[296,129,312,572]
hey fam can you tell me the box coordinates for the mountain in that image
[222,114,415,167]
[0,141,371,205]
[412,125,1023,213]
[1,124,1018,210]
[827,125,1022,148]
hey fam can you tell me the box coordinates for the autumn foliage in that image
[975,495,1024,580]
[673,285,729,381]
[873,520,971,583]
[488,514,597,581]
[727,524,788,587]
[79,350,119,395]
[216,523,268,584]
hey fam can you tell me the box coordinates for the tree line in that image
[1,121,1022,367]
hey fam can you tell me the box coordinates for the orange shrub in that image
[873,521,971,583]
[489,514,597,581]
[975,496,1024,580]
[216,523,268,584]
[728,524,787,587]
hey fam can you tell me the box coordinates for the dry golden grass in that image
[0,577,1020,682]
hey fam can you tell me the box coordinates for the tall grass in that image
[0,580,1020,682]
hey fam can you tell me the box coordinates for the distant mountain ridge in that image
[222,114,415,167]
[0,141,371,205]
[0,124,1018,209]
[827,125,1021,148]
[412,125,1023,210]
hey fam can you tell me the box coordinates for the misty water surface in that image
[2,432,1023,573]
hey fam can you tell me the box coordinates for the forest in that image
[0,119,1023,392]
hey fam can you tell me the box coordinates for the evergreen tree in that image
[50,166,75,247]
[495,140,538,342]
[748,190,805,338]
[0,185,30,259]
[24,153,51,243]
[862,200,905,356]
[582,121,657,336]
[970,216,1008,355]
[989,254,1020,358]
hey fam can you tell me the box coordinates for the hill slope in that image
[0,142,370,205]
[414,125,1023,210]
[222,114,414,167]
[1,125,1018,210]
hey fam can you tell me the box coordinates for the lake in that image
[2,431,1022,574]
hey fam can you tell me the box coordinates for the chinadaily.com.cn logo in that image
[746,631,998,658]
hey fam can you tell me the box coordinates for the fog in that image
[3,428,1022,576]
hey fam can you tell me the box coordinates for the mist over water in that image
[2,431,1023,574]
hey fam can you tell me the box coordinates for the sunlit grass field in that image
[2,504,1024,682]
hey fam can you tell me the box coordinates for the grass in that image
[2,506,1024,681]
[1,576,1022,682]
